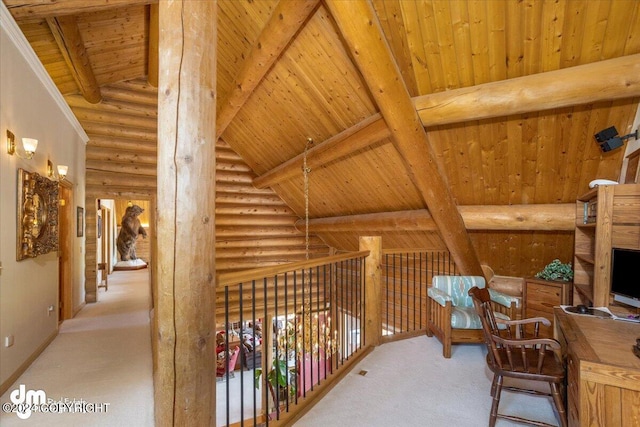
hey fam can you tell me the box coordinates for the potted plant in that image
[255,358,296,416]
[535,259,574,282]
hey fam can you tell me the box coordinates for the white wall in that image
[0,5,88,389]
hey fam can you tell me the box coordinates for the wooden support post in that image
[360,236,381,347]
[155,1,217,425]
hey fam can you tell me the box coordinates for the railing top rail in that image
[217,250,370,288]
[383,248,450,255]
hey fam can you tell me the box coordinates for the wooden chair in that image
[216,346,240,381]
[426,276,519,358]
[468,286,567,427]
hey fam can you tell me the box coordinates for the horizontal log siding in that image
[69,79,158,301]
[215,139,330,276]
[72,78,329,302]
[215,139,331,317]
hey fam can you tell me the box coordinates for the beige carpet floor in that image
[0,269,154,426]
[295,337,560,427]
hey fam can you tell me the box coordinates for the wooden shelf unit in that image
[573,184,640,309]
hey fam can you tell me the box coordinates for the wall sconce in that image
[47,159,68,181]
[594,126,639,152]
[57,165,68,181]
[6,130,38,159]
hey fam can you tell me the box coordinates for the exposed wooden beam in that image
[156,0,216,425]
[47,15,101,104]
[324,0,483,276]
[414,53,640,126]
[254,114,389,188]
[255,55,640,189]
[299,204,576,233]
[5,0,157,19]
[216,0,320,139]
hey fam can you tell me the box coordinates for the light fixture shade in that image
[21,138,38,154]
[57,164,68,177]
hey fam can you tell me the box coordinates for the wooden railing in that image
[216,251,369,427]
[381,250,456,341]
[214,246,458,426]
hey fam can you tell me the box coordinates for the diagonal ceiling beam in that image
[254,54,640,189]
[324,0,483,276]
[47,15,101,104]
[298,204,576,233]
[216,0,320,140]
[4,0,157,19]
[254,114,389,188]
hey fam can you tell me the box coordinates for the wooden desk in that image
[554,308,640,427]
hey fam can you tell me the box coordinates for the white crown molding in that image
[1,2,89,143]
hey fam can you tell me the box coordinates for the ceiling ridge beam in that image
[324,0,483,276]
[216,0,320,139]
[47,15,101,104]
[298,204,576,233]
[254,54,640,189]
[5,0,157,19]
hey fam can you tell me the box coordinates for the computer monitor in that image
[610,248,640,309]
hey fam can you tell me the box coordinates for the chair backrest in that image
[469,286,556,375]
[228,346,240,370]
[432,276,486,307]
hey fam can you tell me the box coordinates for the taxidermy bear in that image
[116,205,147,261]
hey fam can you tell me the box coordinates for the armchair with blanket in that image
[426,275,520,358]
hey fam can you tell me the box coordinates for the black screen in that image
[610,248,640,300]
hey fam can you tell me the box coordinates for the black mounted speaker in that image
[599,137,624,152]
[594,126,618,143]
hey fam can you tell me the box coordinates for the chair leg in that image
[489,375,503,427]
[443,340,451,358]
[550,382,568,427]
[490,374,498,397]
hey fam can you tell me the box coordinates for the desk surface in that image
[554,307,640,371]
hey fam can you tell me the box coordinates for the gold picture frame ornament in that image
[17,168,59,261]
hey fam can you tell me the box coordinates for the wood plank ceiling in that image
[5,0,640,278]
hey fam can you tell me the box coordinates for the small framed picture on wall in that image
[77,207,84,237]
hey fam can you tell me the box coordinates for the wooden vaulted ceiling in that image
[5,0,640,277]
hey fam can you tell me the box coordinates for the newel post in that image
[360,236,382,347]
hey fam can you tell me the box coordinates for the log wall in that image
[69,79,157,302]
[68,78,330,303]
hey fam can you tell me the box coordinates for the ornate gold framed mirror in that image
[17,168,59,260]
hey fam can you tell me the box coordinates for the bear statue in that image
[116,205,147,261]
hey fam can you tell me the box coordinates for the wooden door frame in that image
[58,180,74,321]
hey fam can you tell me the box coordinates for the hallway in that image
[0,269,154,426]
